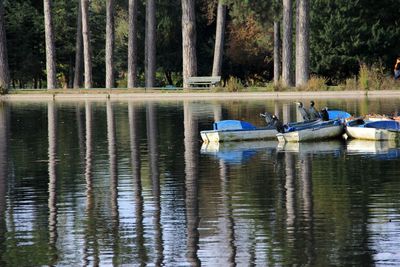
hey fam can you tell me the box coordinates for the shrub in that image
[0,86,7,95]
[296,75,328,91]
[307,75,328,91]
[225,76,244,92]
[344,76,358,90]
[358,63,385,90]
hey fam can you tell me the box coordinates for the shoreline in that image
[1,89,400,102]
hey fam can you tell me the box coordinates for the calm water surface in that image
[0,98,400,266]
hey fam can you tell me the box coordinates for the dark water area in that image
[0,98,400,266]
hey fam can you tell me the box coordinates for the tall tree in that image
[81,0,92,89]
[181,0,197,88]
[105,0,115,88]
[0,0,9,91]
[43,0,57,89]
[295,0,309,86]
[273,21,281,85]
[145,0,156,87]
[127,0,138,88]
[282,0,293,87]
[212,1,226,77]
[73,0,83,88]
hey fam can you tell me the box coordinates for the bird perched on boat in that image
[309,100,321,120]
[271,115,285,133]
[320,107,329,121]
[260,111,273,126]
[295,101,311,121]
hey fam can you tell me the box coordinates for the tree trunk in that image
[273,21,281,85]
[68,57,74,88]
[165,71,173,85]
[43,0,57,89]
[127,0,138,88]
[0,1,9,92]
[212,2,226,77]
[295,0,309,86]
[105,0,115,89]
[145,0,156,88]
[181,0,197,88]
[282,0,293,87]
[81,0,92,89]
[73,0,83,88]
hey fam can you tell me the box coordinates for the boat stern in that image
[200,130,220,143]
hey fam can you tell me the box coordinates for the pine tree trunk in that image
[127,0,138,88]
[43,0,57,89]
[73,0,83,88]
[105,0,115,89]
[212,2,226,77]
[145,0,156,88]
[0,1,9,92]
[273,21,281,85]
[295,0,309,86]
[81,0,92,89]
[182,0,197,88]
[282,0,293,87]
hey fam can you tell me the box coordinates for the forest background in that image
[2,0,400,90]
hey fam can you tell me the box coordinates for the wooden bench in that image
[187,76,221,88]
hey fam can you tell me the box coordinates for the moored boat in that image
[276,109,351,143]
[345,119,400,140]
[276,119,345,142]
[200,120,277,143]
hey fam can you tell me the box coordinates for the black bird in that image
[296,102,311,121]
[260,111,273,126]
[309,100,321,120]
[272,115,285,133]
[320,107,329,121]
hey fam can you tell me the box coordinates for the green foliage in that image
[310,0,400,84]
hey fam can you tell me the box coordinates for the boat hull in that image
[345,126,399,140]
[276,124,344,142]
[201,128,277,142]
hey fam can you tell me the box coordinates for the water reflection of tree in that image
[107,100,121,265]
[183,101,200,266]
[146,102,164,265]
[0,102,9,267]
[129,102,148,265]
[83,101,100,266]
[47,101,58,264]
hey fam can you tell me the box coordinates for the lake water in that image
[1,97,400,266]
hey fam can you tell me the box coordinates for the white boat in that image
[200,120,277,143]
[276,120,345,142]
[201,127,277,142]
[345,119,400,140]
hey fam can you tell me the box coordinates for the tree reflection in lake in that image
[107,100,120,265]
[146,102,164,265]
[82,100,100,266]
[184,100,200,266]
[0,102,8,267]
[128,102,147,265]
[47,101,58,264]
